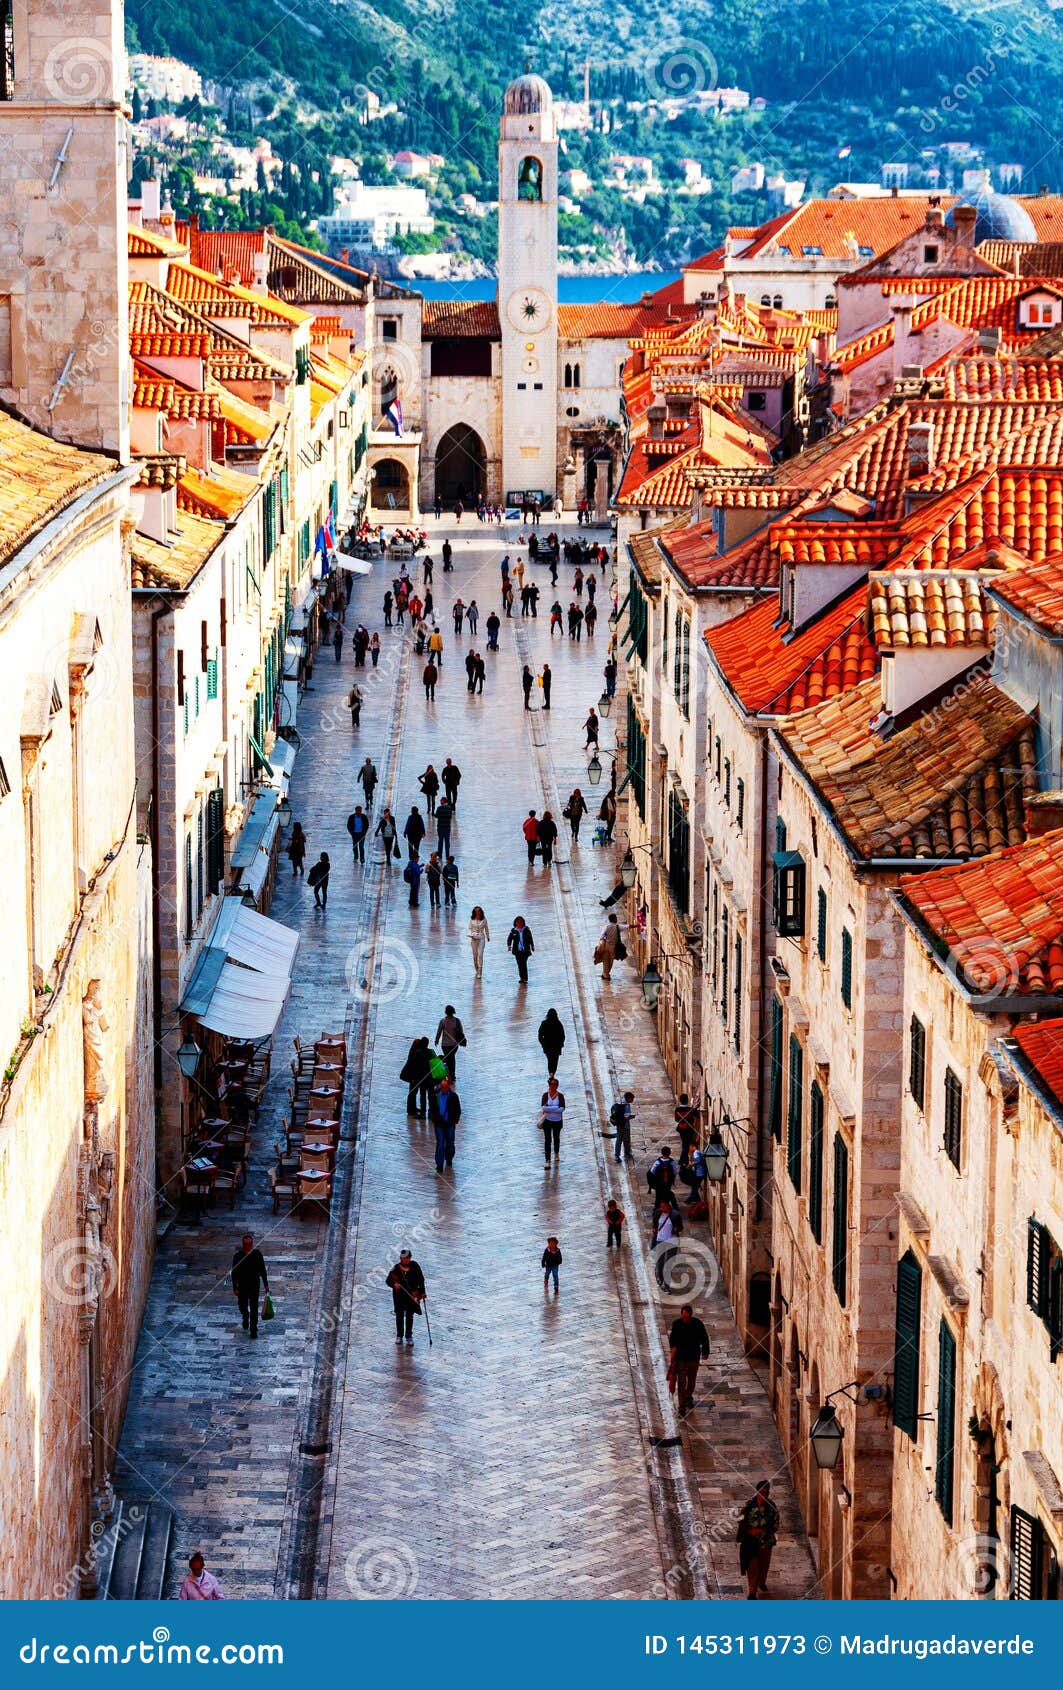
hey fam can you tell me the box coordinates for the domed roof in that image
[503,73,553,117]
[945,174,1037,244]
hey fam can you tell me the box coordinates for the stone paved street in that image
[115,520,817,1602]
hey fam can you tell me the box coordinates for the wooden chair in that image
[295,1169,332,1218]
[298,1149,331,1175]
[269,1166,298,1213]
[273,1139,300,1176]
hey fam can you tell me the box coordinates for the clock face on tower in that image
[506,287,552,334]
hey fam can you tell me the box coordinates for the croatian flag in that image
[837,145,852,159]
[314,511,335,573]
[384,397,404,436]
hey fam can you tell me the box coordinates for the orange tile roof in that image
[128,223,187,259]
[165,260,309,327]
[421,300,500,337]
[943,358,1063,403]
[867,570,998,650]
[743,196,960,262]
[0,412,116,570]
[898,828,1063,990]
[774,522,898,567]
[178,466,256,520]
[662,518,779,592]
[131,329,212,359]
[988,552,1063,634]
[1009,1019,1063,1112]
[706,582,876,715]
[130,508,224,590]
[558,301,693,340]
[779,673,1037,860]
[616,442,706,509]
[187,227,267,285]
[1022,196,1063,239]
[898,468,1063,567]
[210,384,274,445]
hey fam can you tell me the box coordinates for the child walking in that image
[605,1199,625,1249]
[541,1237,562,1293]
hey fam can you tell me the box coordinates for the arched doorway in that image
[373,458,410,512]
[434,424,487,508]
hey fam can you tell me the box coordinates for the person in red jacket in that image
[522,810,540,865]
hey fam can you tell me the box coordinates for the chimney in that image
[978,325,1002,354]
[908,420,934,478]
[141,177,162,221]
[340,247,350,264]
[891,299,915,376]
[647,403,667,440]
[925,206,944,231]
[1024,792,1063,838]
[952,204,978,243]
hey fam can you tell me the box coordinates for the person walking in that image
[548,553,559,587]
[369,631,381,667]
[668,1305,710,1419]
[178,1554,225,1601]
[333,623,343,662]
[507,915,534,983]
[353,626,369,666]
[423,553,434,585]
[737,1482,780,1599]
[400,1036,434,1118]
[286,821,307,877]
[611,1091,636,1163]
[537,809,558,867]
[419,764,439,815]
[346,682,364,729]
[564,787,587,842]
[442,538,453,572]
[231,1234,270,1339]
[423,658,438,702]
[585,600,598,637]
[402,854,423,907]
[648,1146,680,1222]
[537,1007,565,1075]
[605,1199,625,1249]
[674,1094,700,1168]
[347,805,369,862]
[522,810,540,865]
[586,571,597,603]
[653,1199,682,1288]
[540,662,552,709]
[467,905,490,975]
[442,854,459,907]
[386,1250,426,1346]
[603,656,617,698]
[583,707,599,748]
[598,788,617,844]
[375,807,399,866]
[357,756,378,808]
[430,1075,461,1172]
[473,651,486,694]
[434,1004,467,1078]
[574,566,584,598]
[435,796,453,858]
[453,597,465,635]
[465,648,477,694]
[550,600,564,636]
[403,805,426,859]
[428,626,444,667]
[425,852,443,909]
[308,852,330,909]
[466,600,479,635]
[539,1076,565,1164]
[596,913,626,979]
[423,589,434,619]
[442,758,461,810]
[486,610,501,651]
[522,664,534,709]
[541,1237,562,1293]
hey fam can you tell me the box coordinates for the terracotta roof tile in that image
[558,301,693,339]
[705,582,876,714]
[130,508,225,589]
[1010,1019,1063,1110]
[178,467,257,520]
[774,522,897,567]
[742,196,959,262]
[867,570,998,650]
[0,412,115,570]
[988,552,1063,634]
[780,673,1037,860]
[898,828,1063,991]
[421,300,500,338]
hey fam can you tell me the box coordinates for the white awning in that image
[197,960,291,1040]
[242,809,280,899]
[225,904,300,975]
[332,554,374,575]
[265,737,297,797]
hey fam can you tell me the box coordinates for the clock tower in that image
[498,73,559,503]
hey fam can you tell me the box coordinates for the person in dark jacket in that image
[308,852,330,908]
[429,1076,462,1171]
[346,806,369,862]
[231,1234,270,1338]
[486,611,501,651]
[522,665,534,709]
[423,659,438,701]
[403,806,426,858]
[668,1305,710,1417]
[442,855,460,906]
[537,1008,566,1075]
[564,788,587,841]
[442,758,462,809]
[375,808,398,865]
[541,1237,562,1293]
[536,810,558,867]
[400,1037,435,1118]
[540,662,552,709]
[425,851,443,909]
[507,916,534,983]
[286,822,306,876]
[403,854,423,906]
[386,1250,426,1345]
[737,1481,780,1598]
[435,797,453,857]
[419,764,439,815]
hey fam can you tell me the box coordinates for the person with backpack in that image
[648,1145,679,1213]
[403,854,423,907]
[507,916,534,984]
[346,806,369,862]
[611,1091,635,1163]
[537,1008,565,1075]
[430,1075,462,1172]
[539,1076,565,1165]
[308,852,330,909]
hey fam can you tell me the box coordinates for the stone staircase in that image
[92,1498,174,1600]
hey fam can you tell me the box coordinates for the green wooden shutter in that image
[736,778,745,831]
[840,927,853,1008]
[832,1134,849,1305]
[206,787,225,893]
[816,886,827,961]
[1028,1219,1048,1316]
[808,1081,824,1242]
[944,1068,963,1168]
[786,1034,803,1191]
[1010,1506,1043,1600]
[769,996,784,1142]
[1050,1253,1063,1362]
[733,935,742,1053]
[935,1319,957,1524]
[893,1251,922,1437]
[909,1016,926,1108]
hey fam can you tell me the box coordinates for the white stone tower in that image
[0,0,130,457]
[497,72,558,502]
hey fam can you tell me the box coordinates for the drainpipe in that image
[149,603,168,1119]
[754,727,769,1224]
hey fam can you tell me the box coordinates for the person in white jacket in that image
[468,905,490,977]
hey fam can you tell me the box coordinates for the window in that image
[840,926,853,1008]
[295,345,310,385]
[832,1134,849,1305]
[1,0,12,101]
[816,886,827,962]
[1027,1219,1063,1360]
[1010,1506,1060,1599]
[858,245,874,258]
[747,390,767,412]
[723,759,731,807]
[533,381,543,390]
[184,834,193,942]
[626,694,647,818]
[943,1068,963,1169]
[924,243,939,264]
[563,362,581,388]
[760,293,771,306]
[773,851,806,937]
[714,736,722,781]
[196,809,204,918]
[808,1081,824,1242]
[786,1035,803,1192]
[772,294,783,309]
[380,365,399,409]
[893,1251,922,1438]
[802,244,823,256]
[627,569,649,666]
[769,996,784,1142]
[667,790,690,914]
[381,317,398,341]
[720,907,730,1023]
[711,883,719,996]
[825,294,837,309]
[517,156,543,201]
[733,935,743,1052]
[565,405,580,418]
[517,381,527,390]
[206,654,219,701]
[736,778,745,831]
[206,787,225,894]
[935,1320,957,1525]
[909,1015,926,1109]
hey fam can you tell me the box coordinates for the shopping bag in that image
[262,1295,276,1321]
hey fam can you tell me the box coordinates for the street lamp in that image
[176,1036,202,1080]
[703,1131,728,1182]
[587,751,604,786]
[641,959,663,1009]
[598,689,612,717]
[809,1382,861,1470]
[620,850,637,889]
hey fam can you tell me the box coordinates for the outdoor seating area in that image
[269,1033,348,1218]
[181,1036,272,1219]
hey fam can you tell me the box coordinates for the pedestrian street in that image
[115,520,816,1601]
